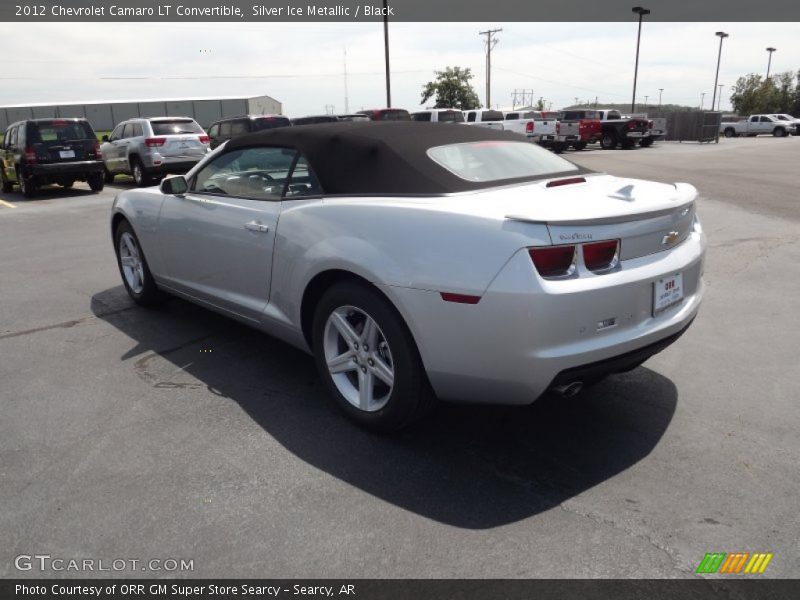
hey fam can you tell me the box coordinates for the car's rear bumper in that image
[144,158,202,175]
[388,230,706,405]
[27,161,104,178]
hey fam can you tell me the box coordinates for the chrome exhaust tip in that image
[552,381,584,398]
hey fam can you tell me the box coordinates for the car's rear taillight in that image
[198,135,209,144]
[627,121,636,130]
[583,240,620,272]
[144,137,166,147]
[526,121,534,134]
[93,141,101,159]
[648,120,654,129]
[24,147,37,164]
[556,122,561,134]
[529,246,576,278]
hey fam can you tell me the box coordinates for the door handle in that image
[244,221,270,233]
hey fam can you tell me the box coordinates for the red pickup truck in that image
[553,110,603,151]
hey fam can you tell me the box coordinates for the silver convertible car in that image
[111,122,706,430]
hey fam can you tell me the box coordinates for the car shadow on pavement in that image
[91,286,678,530]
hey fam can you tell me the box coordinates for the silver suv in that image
[100,117,209,186]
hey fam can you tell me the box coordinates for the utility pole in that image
[717,84,724,110]
[594,96,598,108]
[700,92,706,110]
[766,47,776,79]
[343,48,349,114]
[383,0,391,107]
[644,95,649,110]
[658,88,663,109]
[574,97,579,106]
[479,28,502,108]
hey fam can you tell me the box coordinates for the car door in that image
[104,123,126,172]
[1,126,17,183]
[156,146,297,322]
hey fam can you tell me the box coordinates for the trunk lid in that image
[148,118,208,158]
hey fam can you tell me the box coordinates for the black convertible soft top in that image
[224,121,586,195]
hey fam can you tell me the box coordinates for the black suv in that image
[207,115,291,150]
[1,118,105,197]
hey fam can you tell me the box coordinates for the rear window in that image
[337,114,370,122]
[411,112,432,122]
[149,119,204,135]
[427,141,579,183]
[252,116,291,130]
[378,109,411,121]
[28,120,94,142]
[480,110,504,122]
[437,111,464,123]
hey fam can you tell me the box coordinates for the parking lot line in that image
[0,198,17,208]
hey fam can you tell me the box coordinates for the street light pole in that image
[717,84,724,111]
[766,47,776,79]
[658,88,663,109]
[711,31,728,115]
[382,0,391,107]
[700,92,706,110]
[631,6,650,114]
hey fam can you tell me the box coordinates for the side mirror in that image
[160,175,188,195]
[102,135,109,142]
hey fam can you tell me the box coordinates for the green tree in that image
[420,67,481,110]
[730,71,798,115]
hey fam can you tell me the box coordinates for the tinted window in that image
[467,112,476,122]
[378,109,411,121]
[480,111,504,121]
[337,114,370,122]
[607,111,622,120]
[149,119,204,135]
[252,116,292,130]
[411,112,432,122]
[760,116,771,122]
[427,141,579,183]
[28,120,94,143]
[750,116,759,122]
[219,122,232,137]
[437,111,464,123]
[504,113,520,120]
[7,126,18,147]
[131,123,143,137]
[230,120,250,135]
[207,124,219,137]
[122,123,134,138]
[110,124,125,141]
[192,147,297,200]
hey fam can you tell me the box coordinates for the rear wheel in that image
[114,220,165,306]
[87,173,104,192]
[552,143,565,154]
[131,157,151,187]
[723,127,736,138]
[312,281,435,431]
[639,137,654,147]
[17,169,36,198]
[600,132,618,150]
[573,141,588,151]
[1,171,13,193]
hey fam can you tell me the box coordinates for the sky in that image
[0,22,797,115]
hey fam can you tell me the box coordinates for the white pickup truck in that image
[720,114,796,137]
[462,109,505,130]
[502,110,558,144]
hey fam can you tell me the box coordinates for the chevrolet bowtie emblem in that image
[662,231,680,245]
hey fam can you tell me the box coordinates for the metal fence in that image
[647,110,723,142]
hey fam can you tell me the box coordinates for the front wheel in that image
[600,133,618,150]
[104,168,115,184]
[114,220,165,306]
[312,281,435,431]
[773,127,786,138]
[723,128,735,138]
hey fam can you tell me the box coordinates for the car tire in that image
[573,141,588,151]
[87,173,104,192]
[600,133,618,150]
[552,143,565,154]
[639,138,654,147]
[1,171,13,193]
[104,168,115,184]
[621,140,636,149]
[17,169,36,198]
[61,180,74,188]
[773,127,786,138]
[312,280,435,432]
[723,128,736,138]
[114,219,165,306]
[131,157,151,187]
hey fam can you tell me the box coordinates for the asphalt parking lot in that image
[1,137,798,579]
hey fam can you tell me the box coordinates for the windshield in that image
[150,119,204,135]
[427,141,579,183]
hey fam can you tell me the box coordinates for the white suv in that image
[100,117,209,186]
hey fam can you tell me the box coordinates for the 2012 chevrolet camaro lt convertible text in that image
[111,122,706,430]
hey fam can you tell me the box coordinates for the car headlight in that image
[692,213,703,234]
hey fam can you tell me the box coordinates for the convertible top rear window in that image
[427,141,579,183]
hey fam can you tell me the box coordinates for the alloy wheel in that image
[119,232,145,294]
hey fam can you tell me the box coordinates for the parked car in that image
[593,109,651,149]
[411,109,465,123]
[1,118,104,198]
[110,122,705,431]
[100,117,209,187]
[356,108,411,121]
[551,109,603,151]
[291,114,370,126]
[768,114,800,135]
[463,109,505,130]
[207,115,291,149]
[720,115,795,138]
[502,110,556,143]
